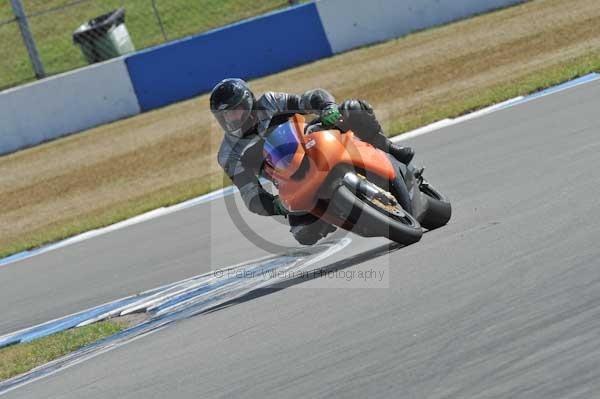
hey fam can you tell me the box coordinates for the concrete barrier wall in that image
[315,0,525,54]
[0,58,139,155]
[1,0,527,155]
[126,3,333,112]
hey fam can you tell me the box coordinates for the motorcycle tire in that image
[419,183,452,230]
[330,185,423,245]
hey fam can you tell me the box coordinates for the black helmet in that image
[210,78,256,137]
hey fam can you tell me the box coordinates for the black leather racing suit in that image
[217,89,395,245]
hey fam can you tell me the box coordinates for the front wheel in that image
[419,182,452,230]
[329,184,423,246]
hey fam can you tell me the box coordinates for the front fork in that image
[400,162,430,223]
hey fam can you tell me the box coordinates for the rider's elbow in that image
[240,184,275,216]
[246,194,275,216]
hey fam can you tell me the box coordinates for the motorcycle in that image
[261,114,451,245]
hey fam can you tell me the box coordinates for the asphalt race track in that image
[3,80,600,398]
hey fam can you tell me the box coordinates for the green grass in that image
[0,0,302,90]
[0,320,125,382]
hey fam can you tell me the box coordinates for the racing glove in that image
[272,196,289,217]
[320,104,343,127]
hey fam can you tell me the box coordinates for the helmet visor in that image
[214,91,254,137]
[216,105,251,136]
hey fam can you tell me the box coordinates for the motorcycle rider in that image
[211,78,415,245]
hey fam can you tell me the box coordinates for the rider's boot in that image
[289,214,337,246]
[339,99,415,165]
[387,142,415,165]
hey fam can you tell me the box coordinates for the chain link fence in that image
[0,0,303,91]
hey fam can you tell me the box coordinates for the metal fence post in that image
[151,0,168,42]
[10,0,45,79]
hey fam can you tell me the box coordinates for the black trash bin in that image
[73,8,135,64]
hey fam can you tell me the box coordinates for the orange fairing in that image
[266,114,397,213]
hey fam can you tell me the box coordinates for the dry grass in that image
[0,320,125,382]
[1,0,600,258]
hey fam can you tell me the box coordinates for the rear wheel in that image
[330,184,423,246]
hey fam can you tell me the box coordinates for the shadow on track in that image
[203,242,403,314]
[0,241,403,394]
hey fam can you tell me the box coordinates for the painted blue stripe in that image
[0,297,142,348]
[149,256,297,313]
[525,73,600,100]
[0,336,21,349]
[0,251,32,267]
[0,244,60,267]
[149,284,216,313]
[0,186,240,268]
[126,2,333,111]
[18,298,142,344]
[501,73,600,110]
